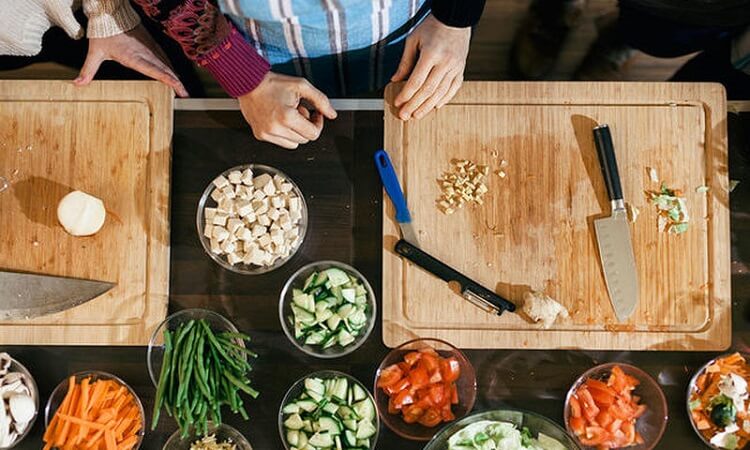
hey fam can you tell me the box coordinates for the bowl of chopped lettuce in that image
[424,409,579,450]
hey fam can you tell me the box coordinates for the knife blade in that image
[374,149,420,246]
[395,239,516,316]
[0,270,115,320]
[592,124,640,322]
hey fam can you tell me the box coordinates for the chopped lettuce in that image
[645,183,689,234]
[447,420,566,450]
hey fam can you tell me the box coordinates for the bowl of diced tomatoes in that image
[564,363,668,450]
[373,338,476,441]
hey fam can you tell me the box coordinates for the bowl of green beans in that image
[147,309,259,439]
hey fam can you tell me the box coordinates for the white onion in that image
[57,190,106,236]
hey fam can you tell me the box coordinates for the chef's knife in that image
[374,149,420,246]
[592,124,640,322]
[0,270,115,320]
[395,239,516,316]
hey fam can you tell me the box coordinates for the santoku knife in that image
[592,124,640,322]
[0,270,115,320]
[374,149,420,246]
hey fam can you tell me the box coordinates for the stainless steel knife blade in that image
[594,210,639,321]
[398,222,420,247]
[0,270,115,320]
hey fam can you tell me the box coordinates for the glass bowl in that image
[564,363,668,450]
[0,355,39,449]
[196,164,308,275]
[278,370,379,450]
[686,353,750,449]
[373,338,477,441]
[147,308,244,387]
[163,423,253,450]
[424,408,581,450]
[44,371,145,450]
[279,261,377,359]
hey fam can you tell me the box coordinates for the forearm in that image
[83,0,141,38]
[132,0,270,96]
[431,0,486,27]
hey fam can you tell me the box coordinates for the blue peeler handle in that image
[374,149,412,224]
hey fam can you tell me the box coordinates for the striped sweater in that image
[133,0,485,97]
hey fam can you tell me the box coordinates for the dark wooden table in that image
[4,107,750,450]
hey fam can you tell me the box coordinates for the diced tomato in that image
[588,385,616,406]
[388,396,399,415]
[569,395,582,418]
[633,403,647,418]
[621,419,636,444]
[569,416,586,436]
[393,390,415,409]
[580,426,609,446]
[429,371,443,384]
[441,358,461,383]
[402,405,424,424]
[419,346,439,357]
[607,419,622,434]
[578,388,600,422]
[384,377,410,395]
[595,411,613,428]
[635,432,645,444]
[377,364,403,388]
[418,408,442,427]
[408,367,430,390]
[450,383,459,404]
[404,351,422,367]
[441,403,456,422]
[398,362,411,373]
[419,353,440,374]
[428,384,447,406]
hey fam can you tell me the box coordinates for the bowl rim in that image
[196,163,309,275]
[0,355,40,449]
[277,369,380,450]
[685,352,750,450]
[278,260,377,359]
[424,407,582,450]
[163,422,253,450]
[147,308,241,386]
[44,370,145,449]
[373,337,478,441]
[563,362,668,450]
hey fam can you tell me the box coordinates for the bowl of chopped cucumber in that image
[279,261,376,358]
[279,371,379,450]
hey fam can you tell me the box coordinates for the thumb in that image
[298,81,337,120]
[391,38,417,82]
[74,51,104,85]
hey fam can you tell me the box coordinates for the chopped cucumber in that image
[288,268,370,352]
[282,376,377,450]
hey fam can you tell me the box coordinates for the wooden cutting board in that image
[0,80,172,345]
[382,82,730,351]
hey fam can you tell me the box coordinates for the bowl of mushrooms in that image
[0,353,38,448]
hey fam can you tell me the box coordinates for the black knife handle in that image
[593,124,624,202]
[395,239,516,315]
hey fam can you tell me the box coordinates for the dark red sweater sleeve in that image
[431,0,487,27]
[132,0,270,97]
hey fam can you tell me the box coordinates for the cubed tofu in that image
[268,208,280,221]
[220,240,236,254]
[284,228,299,240]
[280,183,293,193]
[271,195,284,209]
[256,199,270,215]
[204,207,217,220]
[251,224,267,237]
[210,238,222,254]
[243,240,259,253]
[243,212,257,224]
[227,252,243,265]
[290,210,302,222]
[241,168,254,185]
[252,173,272,190]
[269,222,281,231]
[258,214,271,226]
[212,213,228,227]
[203,223,213,238]
[252,189,266,200]
[262,180,276,196]
[270,229,284,245]
[236,200,253,217]
[228,170,242,184]
[210,189,224,203]
[236,226,252,241]
[258,233,272,248]
[288,196,301,212]
[212,226,229,242]
[227,218,243,234]
[221,186,236,199]
[212,175,229,189]
[249,248,267,266]
[273,174,286,188]
[279,215,292,230]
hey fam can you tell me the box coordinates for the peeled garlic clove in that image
[8,394,34,425]
[57,190,106,236]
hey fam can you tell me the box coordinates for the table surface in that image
[3,105,750,450]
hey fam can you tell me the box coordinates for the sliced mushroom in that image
[8,395,34,426]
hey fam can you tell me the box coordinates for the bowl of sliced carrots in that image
[374,338,477,441]
[564,363,667,450]
[687,352,750,450]
[43,371,145,450]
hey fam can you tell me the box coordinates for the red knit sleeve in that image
[132,0,270,96]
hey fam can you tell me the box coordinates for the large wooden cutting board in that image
[383,82,730,351]
[0,80,171,345]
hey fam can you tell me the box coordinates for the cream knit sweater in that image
[0,0,141,56]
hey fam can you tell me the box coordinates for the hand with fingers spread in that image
[74,24,188,97]
[239,72,338,149]
[392,14,471,120]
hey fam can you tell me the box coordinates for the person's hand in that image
[74,24,188,97]
[239,72,337,149]
[391,14,471,120]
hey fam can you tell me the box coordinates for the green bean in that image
[223,370,260,398]
[151,329,173,430]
